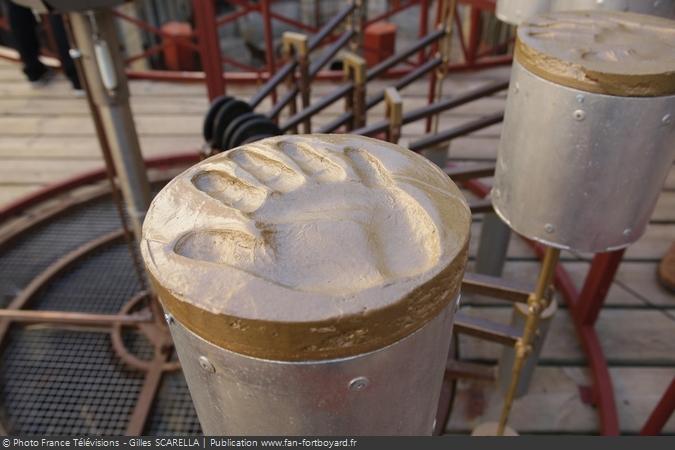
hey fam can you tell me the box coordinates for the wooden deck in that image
[0,58,673,435]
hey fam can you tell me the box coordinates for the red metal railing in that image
[0,0,512,99]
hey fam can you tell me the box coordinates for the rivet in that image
[623,228,631,237]
[349,376,369,391]
[544,223,555,233]
[68,48,82,59]
[164,313,174,325]
[576,94,584,103]
[198,356,215,373]
[573,109,586,121]
[662,114,672,125]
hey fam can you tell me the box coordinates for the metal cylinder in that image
[167,296,458,435]
[496,0,552,25]
[497,0,675,26]
[141,134,471,435]
[493,11,675,252]
[551,0,675,18]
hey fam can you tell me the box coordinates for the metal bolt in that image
[349,376,369,391]
[198,356,215,373]
[68,48,82,59]
[164,313,174,325]
[623,228,631,237]
[573,109,586,121]
[662,114,672,125]
[544,223,555,233]
[576,94,584,104]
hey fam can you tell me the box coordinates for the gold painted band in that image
[514,38,675,98]
[151,242,468,362]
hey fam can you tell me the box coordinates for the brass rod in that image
[496,246,560,435]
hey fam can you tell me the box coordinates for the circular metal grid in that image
[0,185,201,435]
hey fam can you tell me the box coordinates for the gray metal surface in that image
[551,0,675,17]
[492,61,675,252]
[496,0,551,25]
[168,296,459,436]
[475,213,511,277]
[69,10,152,242]
[496,0,675,25]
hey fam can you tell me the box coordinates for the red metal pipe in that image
[641,377,675,435]
[192,0,225,100]
[466,6,482,64]
[576,250,626,326]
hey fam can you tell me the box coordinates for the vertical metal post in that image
[425,0,447,133]
[68,9,165,326]
[261,0,277,103]
[466,6,482,66]
[192,0,225,100]
[68,10,151,242]
[384,87,402,144]
[418,0,429,65]
[283,32,311,133]
[349,0,367,53]
[475,213,512,276]
[497,246,560,435]
[343,52,366,130]
[430,0,456,134]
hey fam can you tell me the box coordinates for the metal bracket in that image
[343,52,367,130]
[384,87,402,144]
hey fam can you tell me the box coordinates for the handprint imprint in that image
[174,139,441,295]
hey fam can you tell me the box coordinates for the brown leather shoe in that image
[658,242,675,292]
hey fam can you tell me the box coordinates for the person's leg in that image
[5,0,48,81]
[48,13,81,90]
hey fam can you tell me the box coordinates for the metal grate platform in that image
[0,184,202,435]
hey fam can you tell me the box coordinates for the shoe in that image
[657,242,675,292]
[29,68,55,88]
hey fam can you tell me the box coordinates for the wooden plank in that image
[464,260,648,307]
[457,307,675,364]
[0,185,40,205]
[0,96,210,116]
[614,262,675,307]
[0,136,199,159]
[652,192,675,221]
[447,367,675,434]
[0,159,104,184]
[0,115,203,136]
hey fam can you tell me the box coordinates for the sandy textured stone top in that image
[141,135,471,361]
[515,10,675,96]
